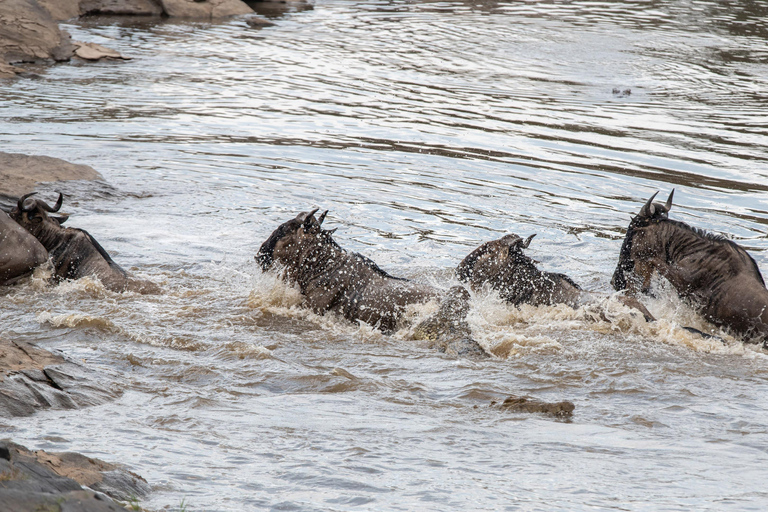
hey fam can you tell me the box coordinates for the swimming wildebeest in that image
[256,209,479,345]
[10,192,160,294]
[456,232,655,322]
[456,233,582,307]
[0,209,48,285]
[612,190,768,345]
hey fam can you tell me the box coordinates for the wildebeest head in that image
[611,189,674,290]
[10,192,70,235]
[456,233,536,285]
[256,208,338,273]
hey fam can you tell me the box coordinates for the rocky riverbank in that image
[0,440,150,512]
[0,153,149,509]
[0,0,294,78]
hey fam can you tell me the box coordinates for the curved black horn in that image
[17,192,37,212]
[665,189,674,212]
[40,192,64,213]
[639,191,659,217]
[297,208,320,222]
[317,210,328,225]
[522,234,536,249]
[299,208,320,230]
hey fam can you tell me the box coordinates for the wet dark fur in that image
[10,193,159,294]
[257,210,439,333]
[456,234,581,307]
[612,193,768,344]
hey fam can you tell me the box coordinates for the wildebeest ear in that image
[53,215,69,225]
[317,210,328,225]
[665,189,674,212]
[639,192,659,217]
[522,234,536,248]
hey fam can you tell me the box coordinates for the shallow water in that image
[2,0,768,510]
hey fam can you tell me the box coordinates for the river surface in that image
[2,1,768,510]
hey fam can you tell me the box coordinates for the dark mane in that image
[658,218,765,286]
[665,219,730,244]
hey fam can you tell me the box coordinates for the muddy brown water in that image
[2,1,768,510]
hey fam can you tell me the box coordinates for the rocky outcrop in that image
[0,338,119,418]
[0,210,48,285]
[0,0,255,78]
[0,152,103,200]
[0,440,150,511]
[37,0,253,20]
[80,0,164,17]
[160,0,253,18]
[0,0,75,65]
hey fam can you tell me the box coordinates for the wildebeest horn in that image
[40,192,64,212]
[639,191,659,217]
[665,189,674,212]
[297,208,320,223]
[17,192,38,212]
[318,210,328,225]
[299,208,321,231]
[522,234,536,248]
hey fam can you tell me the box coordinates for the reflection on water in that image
[2,0,768,510]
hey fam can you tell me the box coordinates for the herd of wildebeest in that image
[2,189,768,352]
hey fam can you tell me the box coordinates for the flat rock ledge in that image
[0,440,150,512]
[0,337,119,417]
[0,152,103,201]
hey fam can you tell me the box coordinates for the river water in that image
[2,0,768,510]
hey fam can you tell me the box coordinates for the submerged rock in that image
[244,13,275,28]
[0,337,120,418]
[0,440,149,511]
[495,396,575,418]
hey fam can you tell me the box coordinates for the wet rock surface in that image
[0,337,120,418]
[495,396,575,418]
[0,152,103,200]
[0,0,75,65]
[0,0,255,77]
[0,440,149,511]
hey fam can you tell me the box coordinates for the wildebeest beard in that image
[612,190,768,345]
[256,209,439,333]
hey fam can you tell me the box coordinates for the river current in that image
[2,1,768,510]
